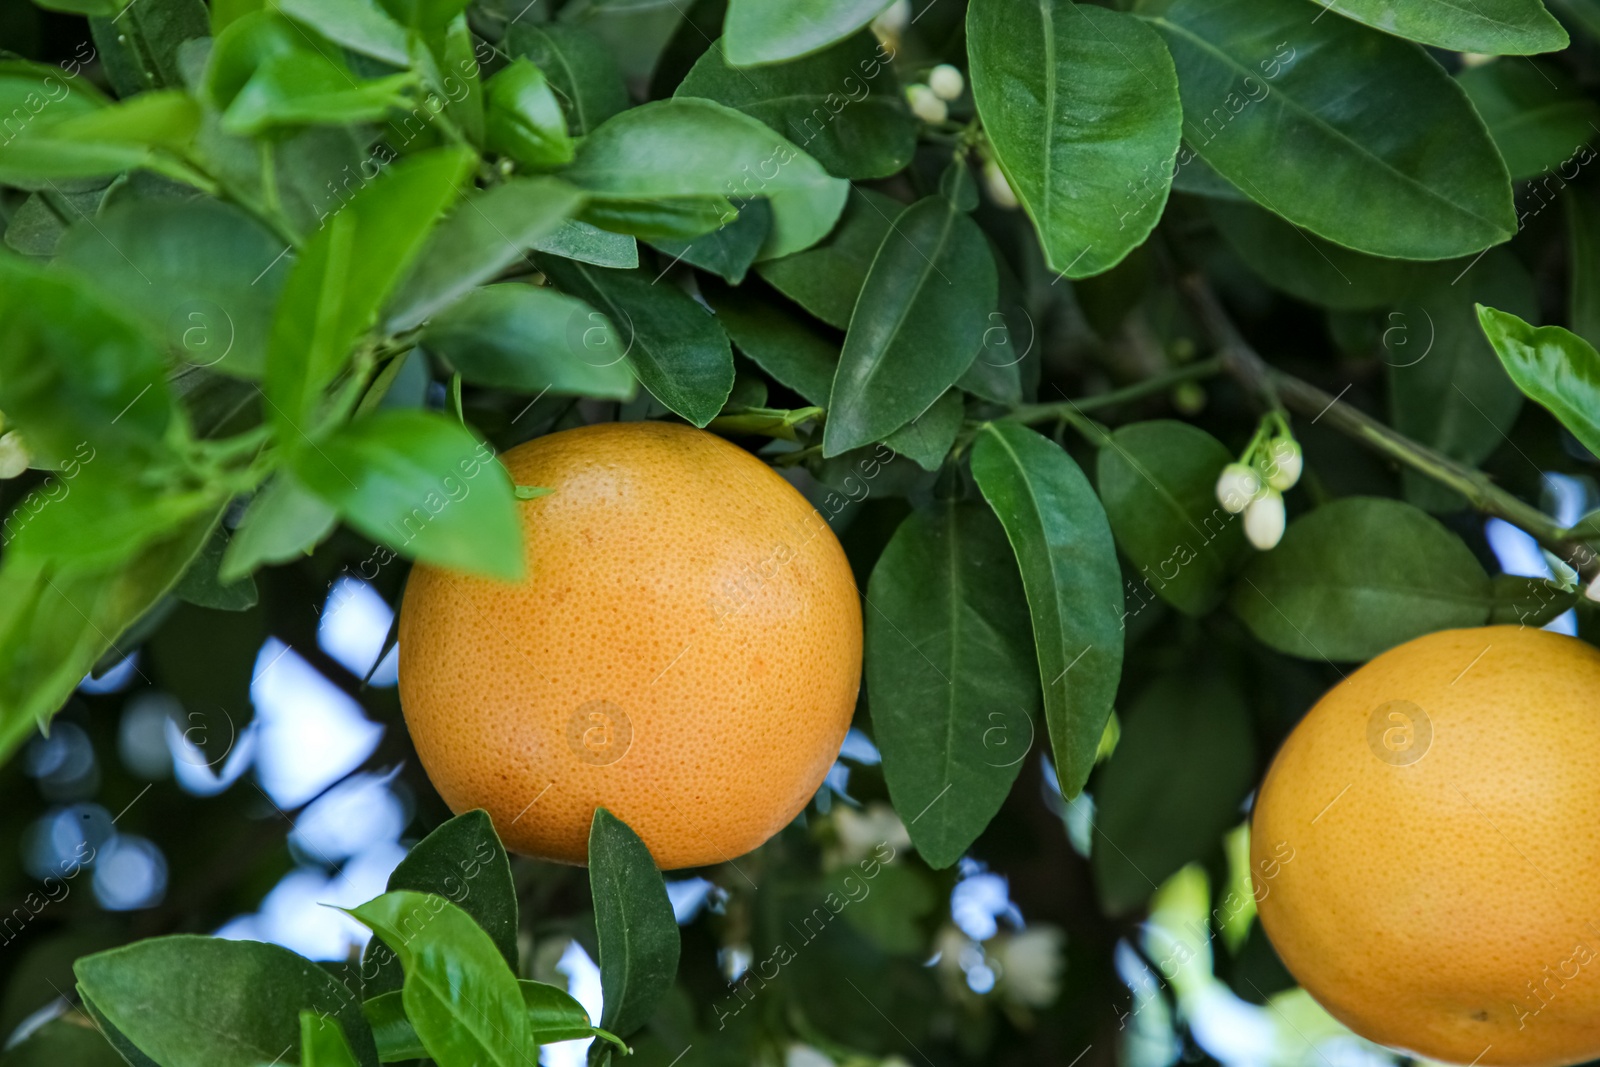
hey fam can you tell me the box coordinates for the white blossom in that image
[905,84,948,125]
[1215,462,1261,514]
[1243,489,1286,550]
[928,64,965,101]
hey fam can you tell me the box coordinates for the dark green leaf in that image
[1095,420,1249,616]
[217,475,339,583]
[969,0,1181,278]
[350,892,536,1067]
[1571,188,1600,351]
[290,410,524,580]
[755,186,903,328]
[589,808,681,1040]
[89,0,208,95]
[540,256,734,426]
[647,198,772,284]
[1488,575,1576,627]
[0,1015,125,1067]
[1151,0,1516,259]
[1091,672,1255,914]
[970,421,1124,799]
[702,280,838,404]
[74,935,378,1067]
[1478,303,1600,458]
[1459,59,1600,180]
[676,33,913,180]
[507,22,630,135]
[823,196,996,455]
[1230,497,1494,661]
[867,500,1039,868]
[173,524,259,611]
[722,0,891,66]
[422,284,638,399]
[485,58,577,170]
[1308,0,1566,54]
[883,391,963,472]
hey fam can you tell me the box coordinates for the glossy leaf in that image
[1151,0,1516,259]
[1095,420,1249,616]
[969,0,1181,278]
[563,98,849,260]
[217,475,339,583]
[867,501,1039,868]
[275,0,410,65]
[1308,0,1566,54]
[1231,497,1494,661]
[74,935,378,1067]
[422,284,637,399]
[506,22,630,134]
[1478,304,1600,458]
[532,219,639,268]
[364,980,613,1060]
[883,391,963,472]
[823,196,996,456]
[350,892,536,1067]
[589,808,681,1040]
[722,0,892,66]
[539,256,734,426]
[676,33,913,180]
[290,410,524,580]
[702,280,838,404]
[485,58,576,171]
[647,198,772,284]
[301,1011,360,1067]
[756,187,904,328]
[970,422,1124,799]
[1458,59,1600,180]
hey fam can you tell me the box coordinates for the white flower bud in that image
[982,159,1018,209]
[1243,489,1286,551]
[905,84,948,125]
[1263,437,1303,491]
[1215,462,1261,514]
[872,0,912,41]
[0,432,29,480]
[928,63,965,101]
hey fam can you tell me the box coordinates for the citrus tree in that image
[1,0,1599,1064]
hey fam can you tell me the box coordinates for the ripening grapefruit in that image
[397,421,862,869]
[1251,625,1600,1067]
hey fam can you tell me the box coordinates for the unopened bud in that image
[1264,438,1302,491]
[0,432,29,480]
[1216,463,1261,514]
[872,0,911,42]
[982,159,1018,209]
[928,64,965,101]
[906,84,948,125]
[1243,489,1286,551]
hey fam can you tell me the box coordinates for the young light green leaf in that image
[1308,0,1566,55]
[218,475,340,583]
[506,22,630,134]
[969,0,1181,278]
[290,410,524,580]
[275,0,411,66]
[1092,673,1255,915]
[589,807,681,1040]
[301,1011,361,1067]
[867,501,1040,868]
[883,391,963,472]
[970,422,1124,799]
[350,891,536,1067]
[1230,497,1494,661]
[74,935,378,1067]
[422,284,637,400]
[823,196,996,456]
[364,980,618,1060]
[722,0,893,66]
[485,58,576,171]
[1151,0,1515,259]
[1095,420,1249,616]
[1458,59,1600,180]
[1477,303,1600,458]
[7,466,219,574]
[562,97,849,260]
[755,186,904,328]
[676,33,913,180]
[539,256,734,426]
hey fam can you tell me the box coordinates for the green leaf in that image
[1488,575,1576,628]
[1478,303,1600,458]
[970,422,1124,799]
[969,0,1181,278]
[385,177,587,332]
[0,1015,125,1067]
[1095,420,1249,616]
[1571,188,1600,352]
[539,256,734,426]
[676,33,913,180]
[217,475,339,583]
[866,500,1039,868]
[275,0,410,64]
[89,0,208,95]
[1458,59,1600,180]
[74,935,378,1067]
[589,808,681,1040]
[422,284,638,399]
[823,196,996,455]
[55,197,290,380]
[701,280,838,405]
[173,524,259,611]
[349,892,536,1067]
[375,0,470,32]
[756,187,904,328]
[290,410,525,580]
[506,22,630,135]
[1151,0,1516,259]
[0,79,202,188]
[579,195,740,242]
[883,391,963,472]
[563,97,850,260]
[1308,0,1566,54]
[1091,672,1255,915]
[301,1011,361,1067]
[364,980,616,1061]
[485,58,577,171]
[722,0,892,66]
[1230,497,1493,662]
[265,146,477,429]
[8,466,219,574]
[647,198,772,284]
[532,219,639,268]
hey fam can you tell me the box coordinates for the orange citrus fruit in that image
[397,421,862,869]
[1251,625,1600,1067]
